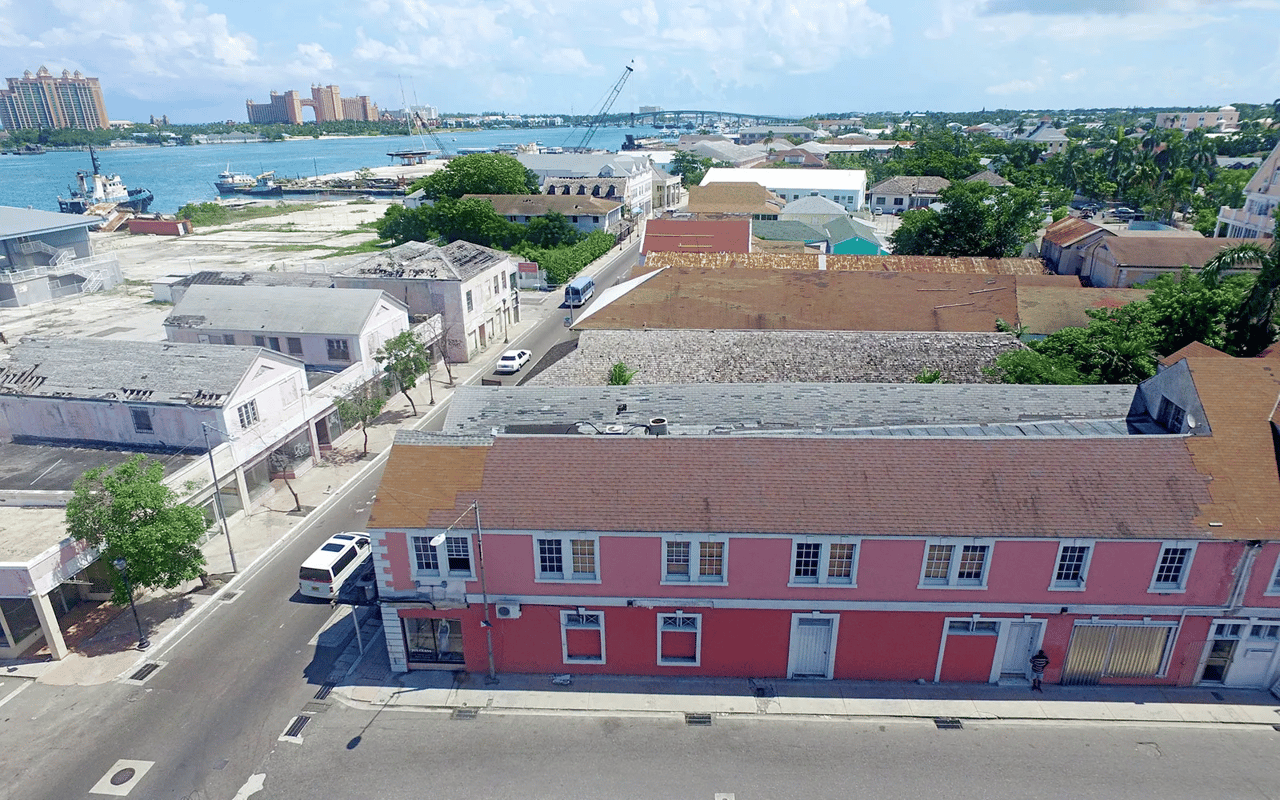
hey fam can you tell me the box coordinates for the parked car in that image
[1113,207,1135,219]
[871,207,884,216]
[495,349,532,374]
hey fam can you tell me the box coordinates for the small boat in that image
[214,165,255,194]
[57,145,154,215]
[233,171,283,197]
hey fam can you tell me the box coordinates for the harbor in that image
[0,126,667,215]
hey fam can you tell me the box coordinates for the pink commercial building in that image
[367,350,1280,688]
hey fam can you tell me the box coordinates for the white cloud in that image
[292,42,335,74]
[986,78,1041,95]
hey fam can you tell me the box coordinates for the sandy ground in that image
[0,196,404,348]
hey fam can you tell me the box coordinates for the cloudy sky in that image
[2,0,1277,123]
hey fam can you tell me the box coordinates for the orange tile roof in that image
[1158,341,1230,367]
[367,443,490,529]
[378,436,1210,539]
[642,252,1047,274]
[1042,217,1107,247]
[1182,356,1280,537]
[574,267,1025,332]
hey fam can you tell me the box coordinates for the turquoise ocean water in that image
[0,126,665,215]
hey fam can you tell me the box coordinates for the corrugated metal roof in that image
[165,285,402,336]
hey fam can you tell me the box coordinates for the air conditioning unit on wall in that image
[495,601,522,620]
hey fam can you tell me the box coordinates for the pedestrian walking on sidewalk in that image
[1029,649,1050,692]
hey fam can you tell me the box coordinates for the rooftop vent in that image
[648,417,668,436]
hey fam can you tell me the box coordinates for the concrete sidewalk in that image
[2,228,642,687]
[326,618,1280,727]
[4,281,563,687]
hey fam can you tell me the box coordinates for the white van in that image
[298,532,370,599]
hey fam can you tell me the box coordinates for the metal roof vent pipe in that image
[648,417,668,436]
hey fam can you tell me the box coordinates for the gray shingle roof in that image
[869,175,951,195]
[751,220,830,242]
[342,240,512,282]
[165,285,401,336]
[441,382,1140,438]
[780,195,846,215]
[0,338,273,406]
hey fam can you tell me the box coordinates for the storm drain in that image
[314,682,335,700]
[280,715,311,741]
[934,718,964,730]
[451,707,479,720]
[685,713,713,726]
[301,701,330,714]
[219,591,241,603]
[127,663,162,683]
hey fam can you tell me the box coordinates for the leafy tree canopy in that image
[375,329,434,416]
[889,181,1042,258]
[65,455,209,605]
[407,153,540,200]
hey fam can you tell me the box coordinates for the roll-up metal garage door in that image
[1061,623,1174,685]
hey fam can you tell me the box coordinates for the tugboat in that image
[234,171,283,197]
[214,164,255,194]
[57,146,154,214]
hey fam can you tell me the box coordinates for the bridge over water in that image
[626,109,802,128]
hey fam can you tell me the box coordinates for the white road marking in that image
[88,759,154,796]
[0,680,30,708]
[231,773,266,799]
[714,794,736,800]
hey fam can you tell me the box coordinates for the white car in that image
[495,349,532,374]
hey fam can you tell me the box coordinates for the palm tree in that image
[1201,216,1280,356]
[1184,129,1216,193]
[1104,126,1135,186]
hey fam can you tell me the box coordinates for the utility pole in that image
[201,422,238,573]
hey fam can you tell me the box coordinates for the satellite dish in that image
[1187,415,1196,429]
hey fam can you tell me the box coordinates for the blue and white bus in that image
[564,275,595,308]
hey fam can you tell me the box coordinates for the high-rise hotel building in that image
[0,66,110,130]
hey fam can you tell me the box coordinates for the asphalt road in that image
[485,233,643,386]
[0,234,644,799]
[262,710,1280,800]
[1,460,385,800]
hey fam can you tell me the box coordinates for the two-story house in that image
[1217,139,1280,240]
[366,354,1280,688]
[163,285,409,380]
[868,176,950,214]
[701,168,867,213]
[335,240,519,364]
[464,194,623,235]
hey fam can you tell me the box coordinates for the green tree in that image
[374,329,434,415]
[890,181,1041,258]
[670,151,714,188]
[607,361,638,385]
[1202,216,1280,356]
[65,455,209,605]
[334,388,388,456]
[1139,269,1246,354]
[986,349,1089,385]
[408,153,540,200]
[524,211,585,248]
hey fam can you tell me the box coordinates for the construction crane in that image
[572,61,634,152]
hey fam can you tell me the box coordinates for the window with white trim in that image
[947,619,1000,635]
[410,534,474,578]
[1050,542,1092,590]
[560,609,605,664]
[789,538,858,586]
[326,338,351,362]
[535,536,598,582]
[1267,554,1280,596]
[919,539,993,588]
[1149,543,1195,592]
[657,612,701,666]
[236,399,260,429]
[663,536,726,583]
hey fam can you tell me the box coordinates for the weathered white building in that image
[700,168,868,212]
[163,285,409,380]
[1217,138,1280,240]
[335,240,520,364]
[0,206,121,309]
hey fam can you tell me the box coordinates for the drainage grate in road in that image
[934,718,964,730]
[282,715,311,739]
[219,590,241,602]
[128,663,161,682]
[314,682,336,700]
[685,713,713,726]
[301,701,331,714]
[451,707,479,720]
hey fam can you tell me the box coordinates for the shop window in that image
[404,617,464,664]
[560,609,605,664]
[657,612,701,666]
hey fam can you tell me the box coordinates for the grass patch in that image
[177,202,319,229]
[320,239,394,259]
